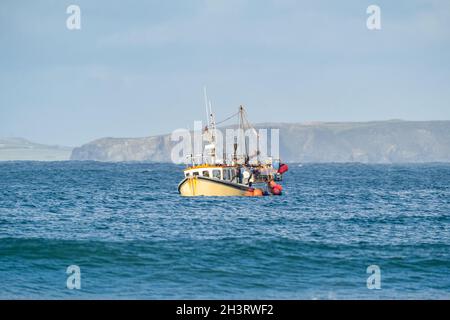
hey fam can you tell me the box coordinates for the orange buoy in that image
[253,188,263,196]
[271,187,282,195]
[245,187,255,196]
[273,184,283,192]
[278,163,289,174]
[268,180,283,195]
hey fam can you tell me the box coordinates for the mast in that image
[203,86,210,128]
[209,100,216,143]
[202,88,218,165]
[239,105,249,165]
[208,100,216,164]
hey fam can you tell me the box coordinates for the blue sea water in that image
[0,161,449,299]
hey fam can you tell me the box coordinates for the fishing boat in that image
[178,92,288,197]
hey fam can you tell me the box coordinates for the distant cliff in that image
[0,138,72,161]
[70,120,450,163]
[70,135,172,162]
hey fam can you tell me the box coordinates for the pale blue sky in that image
[1,0,449,146]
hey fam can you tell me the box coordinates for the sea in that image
[0,161,449,299]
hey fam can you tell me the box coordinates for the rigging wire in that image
[215,111,240,126]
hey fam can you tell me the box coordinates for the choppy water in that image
[0,161,449,299]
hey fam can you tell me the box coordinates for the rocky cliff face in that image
[70,120,450,163]
[70,135,172,162]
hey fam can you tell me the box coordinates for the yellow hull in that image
[178,176,254,196]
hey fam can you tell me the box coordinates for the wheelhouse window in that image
[229,169,237,182]
[193,172,199,176]
[202,170,210,177]
[212,169,221,179]
[223,169,231,180]
[185,172,190,177]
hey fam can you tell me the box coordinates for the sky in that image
[1,0,449,146]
